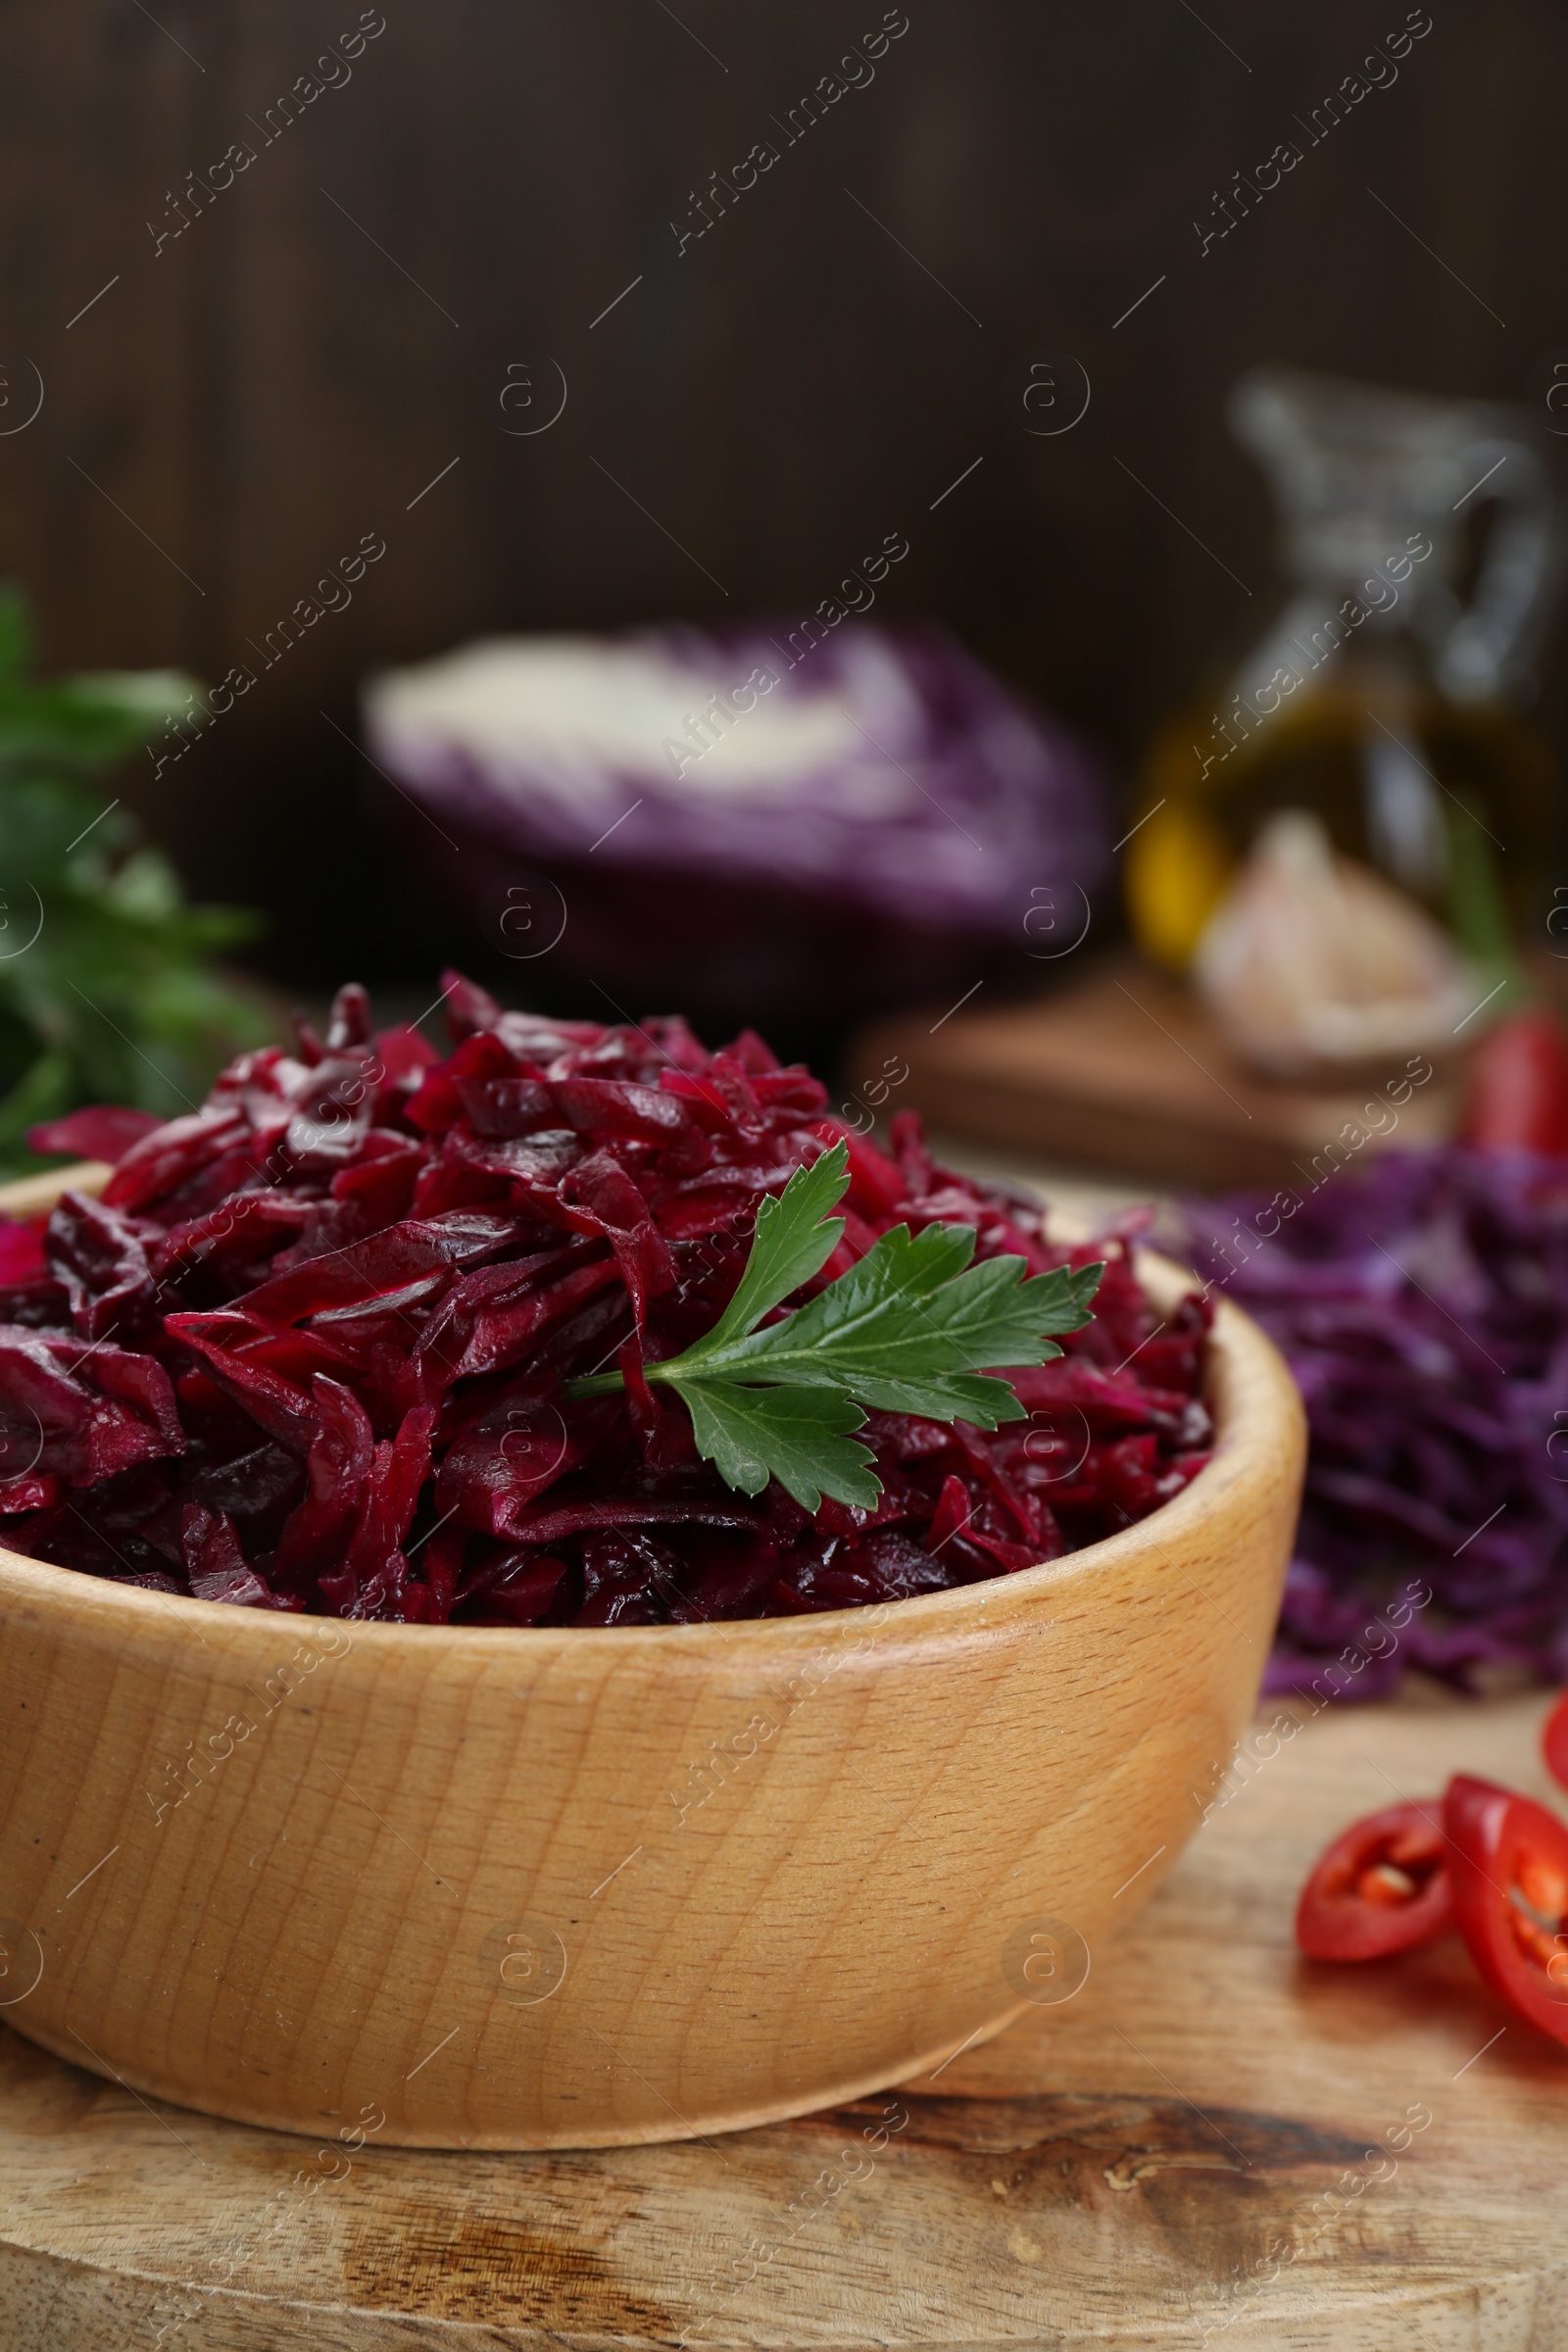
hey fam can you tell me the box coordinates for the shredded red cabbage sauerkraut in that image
[0,978,1211,1624]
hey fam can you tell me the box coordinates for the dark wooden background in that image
[1,0,1565,998]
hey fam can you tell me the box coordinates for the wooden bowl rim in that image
[0,1162,1301,1657]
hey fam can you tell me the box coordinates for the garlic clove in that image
[1195,809,1476,1078]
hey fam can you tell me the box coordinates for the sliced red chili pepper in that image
[1295,1799,1451,1960]
[1543,1690,1568,1793]
[1445,1773,1568,2045]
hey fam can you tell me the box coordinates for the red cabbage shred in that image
[0,977,1211,1625]
[1183,1148,1568,1697]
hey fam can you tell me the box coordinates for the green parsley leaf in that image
[564,1143,1104,1511]
[690,1220,1102,1427]
[0,590,270,1174]
[677,1378,878,1514]
[678,1139,850,1361]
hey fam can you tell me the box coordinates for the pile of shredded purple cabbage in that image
[1181,1148,1568,1697]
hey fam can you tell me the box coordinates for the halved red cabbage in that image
[362,623,1109,937]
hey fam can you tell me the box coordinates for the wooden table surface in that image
[856,955,1465,1194]
[2,1686,1565,2350]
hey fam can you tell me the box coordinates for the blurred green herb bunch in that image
[0,587,269,1173]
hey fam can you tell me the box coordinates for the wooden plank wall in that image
[0,0,1563,988]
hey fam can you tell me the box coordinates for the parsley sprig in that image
[565,1142,1103,1511]
[0,585,269,1172]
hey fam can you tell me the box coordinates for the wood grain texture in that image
[856,954,1465,1189]
[0,1690,1563,2347]
[0,1169,1302,2149]
[0,1165,112,1222]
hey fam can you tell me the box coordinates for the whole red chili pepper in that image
[1464,1009,1568,1157]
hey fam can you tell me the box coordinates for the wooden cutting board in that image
[2,1687,1566,2348]
[853,954,1464,1190]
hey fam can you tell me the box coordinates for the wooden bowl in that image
[0,1167,1304,2148]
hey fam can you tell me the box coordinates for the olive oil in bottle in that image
[1126,368,1559,977]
